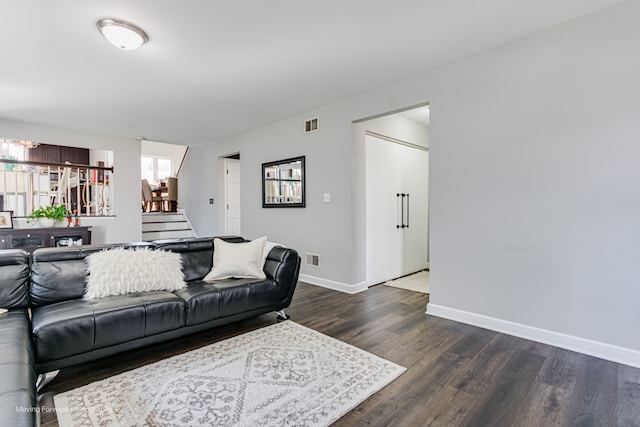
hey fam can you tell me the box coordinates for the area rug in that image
[54,321,405,427]
[384,270,430,294]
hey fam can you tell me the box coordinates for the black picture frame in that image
[262,156,305,208]
[0,211,13,229]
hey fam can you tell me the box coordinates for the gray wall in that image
[180,144,219,238]
[426,2,640,361]
[183,1,640,364]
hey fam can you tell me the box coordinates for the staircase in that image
[142,211,196,241]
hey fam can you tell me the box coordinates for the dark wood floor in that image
[39,282,640,426]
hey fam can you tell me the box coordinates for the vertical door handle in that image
[405,193,409,229]
[396,193,401,228]
[397,193,408,228]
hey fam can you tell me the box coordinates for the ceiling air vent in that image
[305,253,320,267]
[304,117,318,133]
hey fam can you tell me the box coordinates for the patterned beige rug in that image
[55,321,405,426]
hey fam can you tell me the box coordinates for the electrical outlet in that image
[323,193,331,202]
[209,198,214,204]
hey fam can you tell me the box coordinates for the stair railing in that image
[0,159,114,217]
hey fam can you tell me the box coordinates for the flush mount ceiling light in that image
[96,18,148,51]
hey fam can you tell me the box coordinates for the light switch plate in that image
[323,193,331,202]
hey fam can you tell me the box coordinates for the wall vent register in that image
[306,253,320,267]
[304,117,318,133]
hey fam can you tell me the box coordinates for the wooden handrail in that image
[0,158,114,172]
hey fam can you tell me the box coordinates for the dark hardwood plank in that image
[521,382,572,426]
[447,334,516,397]
[37,282,640,427]
[406,384,476,427]
[538,347,586,392]
[618,379,640,427]
[620,364,640,384]
[459,349,545,427]
[567,356,619,426]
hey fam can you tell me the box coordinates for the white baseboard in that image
[426,303,640,369]
[299,274,368,294]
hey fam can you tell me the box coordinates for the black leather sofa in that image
[0,250,36,427]
[0,236,300,427]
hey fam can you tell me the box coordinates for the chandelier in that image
[2,138,40,149]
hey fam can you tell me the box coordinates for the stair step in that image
[142,221,189,232]
[142,213,185,223]
[142,229,195,241]
[142,210,195,242]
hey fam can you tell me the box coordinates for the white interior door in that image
[224,159,241,235]
[366,134,428,285]
[399,144,429,275]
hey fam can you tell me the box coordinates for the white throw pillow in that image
[261,241,283,269]
[204,236,267,281]
[84,247,186,299]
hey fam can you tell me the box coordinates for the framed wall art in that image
[262,156,305,208]
[0,211,13,229]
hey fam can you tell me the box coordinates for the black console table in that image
[0,226,91,255]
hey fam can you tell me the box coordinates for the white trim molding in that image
[426,303,640,369]
[299,274,368,294]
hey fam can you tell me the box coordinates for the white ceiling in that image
[0,0,624,146]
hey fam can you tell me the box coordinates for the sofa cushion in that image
[153,238,216,282]
[154,236,247,281]
[91,295,146,349]
[84,247,186,299]
[30,244,156,307]
[31,300,95,362]
[30,258,88,307]
[0,309,36,427]
[175,278,285,326]
[0,250,30,310]
[92,292,186,347]
[0,310,34,365]
[174,282,222,326]
[138,292,186,336]
[0,392,37,427]
[32,291,186,363]
[203,237,266,281]
[261,241,282,269]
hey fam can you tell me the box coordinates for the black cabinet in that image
[29,144,89,166]
[0,227,91,255]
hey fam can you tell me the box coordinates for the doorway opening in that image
[358,104,430,292]
[222,153,241,235]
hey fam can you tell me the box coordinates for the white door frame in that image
[223,157,241,235]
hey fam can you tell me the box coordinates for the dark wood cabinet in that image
[0,227,91,255]
[29,144,89,166]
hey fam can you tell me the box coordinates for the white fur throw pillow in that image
[204,236,266,281]
[84,247,186,299]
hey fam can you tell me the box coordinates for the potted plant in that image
[27,205,68,227]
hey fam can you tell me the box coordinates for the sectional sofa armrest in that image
[263,247,300,301]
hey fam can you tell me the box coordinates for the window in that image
[141,156,172,184]
[0,140,27,168]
